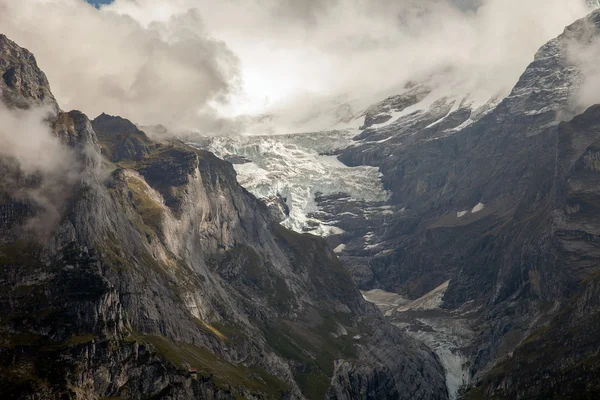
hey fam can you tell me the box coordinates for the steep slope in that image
[331,7,600,391]
[0,35,448,399]
[462,104,600,399]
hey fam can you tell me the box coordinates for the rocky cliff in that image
[0,35,448,399]
[328,8,600,399]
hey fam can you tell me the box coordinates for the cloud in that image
[0,0,595,134]
[97,0,599,132]
[565,11,600,114]
[0,0,240,131]
[0,102,80,236]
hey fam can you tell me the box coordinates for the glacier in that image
[189,130,390,236]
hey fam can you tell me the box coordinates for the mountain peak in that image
[0,34,58,112]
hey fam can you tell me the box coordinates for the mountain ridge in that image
[0,34,448,400]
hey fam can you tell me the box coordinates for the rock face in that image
[92,113,156,162]
[327,8,600,399]
[0,35,448,399]
[0,34,57,112]
[464,104,600,399]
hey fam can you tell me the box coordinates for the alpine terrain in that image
[0,34,448,399]
[4,3,600,400]
[191,7,600,400]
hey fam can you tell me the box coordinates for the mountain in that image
[186,8,600,400]
[0,35,449,399]
[338,9,600,399]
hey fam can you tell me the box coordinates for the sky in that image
[0,0,597,134]
[87,0,112,6]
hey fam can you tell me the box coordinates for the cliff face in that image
[0,35,448,399]
[464,104,600,399]
[330,9,600,398]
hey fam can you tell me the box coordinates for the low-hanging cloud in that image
[565,10,600,114]
[0,102,80,236]
[0,0,595,134]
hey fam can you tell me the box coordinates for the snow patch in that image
[368,102,426,129]
[333,244,346,253]
[361,289,409,315]
[471,203,485,213]
[397,280,450,312]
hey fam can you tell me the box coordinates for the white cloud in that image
[0,102,80,234]
[0,0,240,131]
[0,0,595,133]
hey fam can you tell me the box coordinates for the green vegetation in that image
[294,368,331,400]
[272,224,357,299]
[223,245,297,313]
[67,335,95,345]
[3,333,45,349]
[192,318,227,342]
[258,309,359,400]
[460,387,507,400]
[126,176,164,238]
[130,334,291,398]
[520,326,550,346]
[98,231,129,272]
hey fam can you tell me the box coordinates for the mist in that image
[0,0,596,134]
[0,102,80,235]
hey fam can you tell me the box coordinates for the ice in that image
[363,283,473,400]
[188,130,390,236]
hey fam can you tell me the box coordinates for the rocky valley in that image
[5,3,600,400]
[0,34,447,399]
[188,8,600,400]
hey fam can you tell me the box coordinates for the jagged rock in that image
[92,113,156,162]
[360,83,431,129]
[261,194,290,222]
[0,34,58,112]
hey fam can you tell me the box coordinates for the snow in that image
[368,102,427,129]
[188,131,390,236]
[371,135,393,144]
[333,244,346,253]
[424,99,460,129]
[401,319,471,400]
[397,280,450,312]
[362,284,472,400]
[361,289,409,315]
[471,202,485,213]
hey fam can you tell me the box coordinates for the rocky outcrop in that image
[359,83,431,130]
[0,35,448,399]
[0,34,57,112]
[92,113,156,162]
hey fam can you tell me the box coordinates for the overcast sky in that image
[0,0,595,133]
